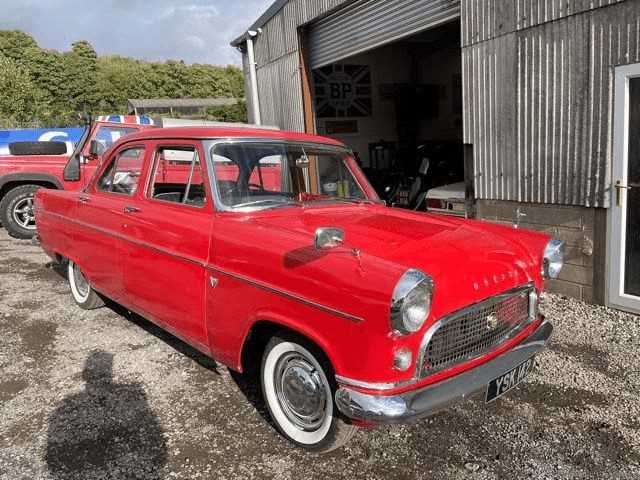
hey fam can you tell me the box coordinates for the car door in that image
[73,143,148,302]
[121,140,212,351]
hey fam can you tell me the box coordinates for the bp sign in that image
[313,64,372,118]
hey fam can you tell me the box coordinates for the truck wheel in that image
[0,185,41,239]
[8,141,67,156]
[261,334,357,453]
[67,260,104,310]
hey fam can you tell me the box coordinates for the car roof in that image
[116,126,346,147]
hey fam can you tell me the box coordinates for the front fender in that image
[0,172,64,192]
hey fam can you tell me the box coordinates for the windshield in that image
[93,126,137,154]
[209,142,371,210]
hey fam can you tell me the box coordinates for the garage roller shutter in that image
[308,0,461,69]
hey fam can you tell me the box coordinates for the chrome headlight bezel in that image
[391,269,434,335]
[542,238,565,279]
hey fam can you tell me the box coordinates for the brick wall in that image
[476,200,607,304]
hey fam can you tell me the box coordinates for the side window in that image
[96,146,145,195]
[148,146,206,207]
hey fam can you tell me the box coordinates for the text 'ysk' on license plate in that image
[486,356,536,402]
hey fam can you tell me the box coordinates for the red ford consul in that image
[34,127,563,452]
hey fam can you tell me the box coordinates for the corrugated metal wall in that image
[463,0,640,207]
[241,0,639,208]
[244,0,352,130]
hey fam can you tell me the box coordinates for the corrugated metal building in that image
[231,0,640,313]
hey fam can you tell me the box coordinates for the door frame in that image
[607,62,640,314]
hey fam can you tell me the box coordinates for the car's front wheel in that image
[67,260,104,310]
[261,334,357,453]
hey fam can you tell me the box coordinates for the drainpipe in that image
[246,30,262,125]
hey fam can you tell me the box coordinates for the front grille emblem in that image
[486,313,499,331]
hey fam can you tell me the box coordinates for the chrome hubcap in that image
[72,263,90,298]
[274,353,327,431]
[12,196,36,230]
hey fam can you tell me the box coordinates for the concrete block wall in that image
[476,200,607,304]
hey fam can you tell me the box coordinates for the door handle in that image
[123,205,141,214]
[615,180,632,207]
[78,195,90,203]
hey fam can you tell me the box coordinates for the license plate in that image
[486,356,536,402]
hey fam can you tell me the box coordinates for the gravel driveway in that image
[0,229,639,479]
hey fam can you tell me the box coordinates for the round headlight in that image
[542,238,565,279]
[391,269,433,335]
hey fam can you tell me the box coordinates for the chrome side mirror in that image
[314,227,344,250]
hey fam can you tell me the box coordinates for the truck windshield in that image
[209,142,370,210]
[94,126,137,153]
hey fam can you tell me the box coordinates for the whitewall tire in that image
[261,335,357,453]
[67,260,104,310]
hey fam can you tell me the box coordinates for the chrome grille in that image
[419,285,534,377]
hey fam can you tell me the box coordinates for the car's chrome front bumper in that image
[335,320,553,424]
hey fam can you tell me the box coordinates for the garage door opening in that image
[311,20,466,215]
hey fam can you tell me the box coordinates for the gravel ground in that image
[0,228,639,479]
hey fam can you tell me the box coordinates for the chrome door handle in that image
[123,205,141,214]
[78,195,90,203]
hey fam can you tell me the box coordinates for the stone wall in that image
[476,200,607,304]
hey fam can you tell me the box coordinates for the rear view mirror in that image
[89,140,104,157]
[63,155,81,181]
[314,227,344,250]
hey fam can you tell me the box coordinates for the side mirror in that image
[89,140,104,157]
[63,155,81,181]
[314,227,344,250]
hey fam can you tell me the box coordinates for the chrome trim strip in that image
[46,211,363,324]
[334,375,403,391]
[44,211,205,268]
[48,211,363,327]
[205,265,364,323]
[415,283,536,379]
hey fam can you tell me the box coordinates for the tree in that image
[65,40,100,112]
[0,30,38,64]
[0,30,247,127]
[0,55,43,127]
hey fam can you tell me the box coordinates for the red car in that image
[35,127,564,453]
[0,116,153,239]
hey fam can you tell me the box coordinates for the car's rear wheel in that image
[67,260,104,310]
[0,184,41,239]
[261,334,357,453]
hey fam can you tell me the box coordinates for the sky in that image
[0,0,274,65]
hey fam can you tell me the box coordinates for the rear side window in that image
[97,146,145,195]
[148,146,206,207]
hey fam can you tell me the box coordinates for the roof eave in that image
[230,0,290,47]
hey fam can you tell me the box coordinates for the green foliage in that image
[203,101,248,123]
[0,30,246,128]
[0,55,44,128]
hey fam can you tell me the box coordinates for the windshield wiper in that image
[231,198,298,209]
[322,197,378,205]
